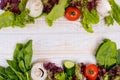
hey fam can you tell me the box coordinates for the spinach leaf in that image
[96,39,117,69]
[23,40,33,70]
[7,60,25,80]
[0,66,8,79]
[117,49,120,65]
[5,67,19,80]
[13,43,23,62]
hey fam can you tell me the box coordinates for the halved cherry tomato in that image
[84,64,98,80]
[65,7,80,21]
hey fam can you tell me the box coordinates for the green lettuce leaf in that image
[0,11,15,29]
[55,72,67,80]
[81,9,100,33]
[19,0,28,11]
[46,0,68,26]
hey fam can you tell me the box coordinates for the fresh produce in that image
[31,62,47,80]
[26,0,43,17]
[65,7,81,21]
[45,0,69,26]
[63,60,75,77]
[96,39,117,69]
[84,64,98,80]
[0,0,34,28]
[0,40,33,80]
[0,0,120,33]
[96,39,120,80]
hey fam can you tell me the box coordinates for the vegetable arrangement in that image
[30,39,120,80]
[0,39,119,80]
[0,40,33,80]
[0,0,120,33]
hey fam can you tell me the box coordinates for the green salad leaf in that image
[46,0,68,26]
[0,11,15,29]
[109,0,120,25]
[81,9,100,33]
[96,39,117,69]
[55,72,67,80]
[19,0,28,11]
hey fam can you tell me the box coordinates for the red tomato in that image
[84,64,98,80]
[65,7,81,21]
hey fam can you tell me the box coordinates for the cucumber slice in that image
[63,60,75,76]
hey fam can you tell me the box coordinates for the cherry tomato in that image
[65,7,81,21]
[84,64,98,80]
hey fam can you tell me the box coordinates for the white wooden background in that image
[0,0,120,66]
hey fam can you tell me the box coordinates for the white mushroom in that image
[26,0,43,17]
[96,0,111,19]
[31,62,47,80]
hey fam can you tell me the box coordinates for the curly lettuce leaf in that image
[0,10,34,28]
[81,9,100,33]
[55,72,67,80]
[0,11,15,29]
[19,0,28,11]
[46,0,68,26]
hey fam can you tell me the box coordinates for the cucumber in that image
[63,60,75,77]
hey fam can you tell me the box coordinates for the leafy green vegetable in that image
[0,40,33,80]
[96,39,117,69]
[5,67,19,80]
[55,72,67,80]
[80,0,99,33]
[117,49,120,65]
[105,15,114,26]
[0,10,34,28]
[19,0,28,11]
[0,66,8,79]
[0,11,15,29]
[81,9,99,33]
[75,64,84,80]
[109,0,120,25]
[46,0,68,26]
[14,10,34,27]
